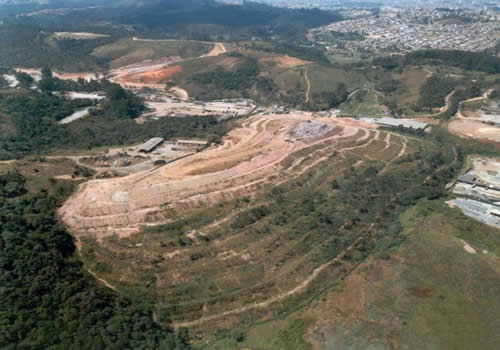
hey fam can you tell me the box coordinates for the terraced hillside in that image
[60,112,458,336]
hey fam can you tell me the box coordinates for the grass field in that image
[0,157,93,199]
[306,64,366,95]
[92,38,212,68]
[340,89,388,116]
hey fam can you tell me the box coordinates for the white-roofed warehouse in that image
[139,137,164,153]
[375,117,428,130]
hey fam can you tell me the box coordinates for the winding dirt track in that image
[304,69,311,103]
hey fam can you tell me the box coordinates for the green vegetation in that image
[92,38,212,69]
[0,25,112,72]
[0,89,228,159]
[0,169,191,349]
[2,2,500,347]
[202,319,312,350]
[0,75,8,89]
[100,84,146,119]
[14,71,34,89]
[191,57,259,93]
[340,89,387,116]
[417,75,455,110]
[375,49,500,74]
[321,30,365,41]
[310,82,348,110]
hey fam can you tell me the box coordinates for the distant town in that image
[310,8,500,54]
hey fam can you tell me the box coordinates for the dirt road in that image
[304,69,311,103]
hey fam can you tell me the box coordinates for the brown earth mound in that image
[119,65,182,84]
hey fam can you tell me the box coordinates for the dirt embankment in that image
[201,43,226,57]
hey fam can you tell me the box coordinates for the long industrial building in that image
[375,117,428,130]
[139,137,164,153]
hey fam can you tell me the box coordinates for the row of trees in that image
[374,49,500,74]
[310,83,349,110]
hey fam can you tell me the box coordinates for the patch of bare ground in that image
[261,55,311,68]
[109,57,183,89]
[200,43,227,58]
[448,119,500,144]
[119,65,182,84]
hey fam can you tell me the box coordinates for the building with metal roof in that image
[375,117,428,130]
[139,137,164,153]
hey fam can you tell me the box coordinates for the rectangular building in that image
[139,137,164,153]
[375,117,428,131]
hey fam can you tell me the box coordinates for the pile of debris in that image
[294,122,332,140]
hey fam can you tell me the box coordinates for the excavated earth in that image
[59,113,374,241]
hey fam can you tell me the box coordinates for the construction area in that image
[449,94,500,144]
[477,99,500,126]
[59,113,383,239]
[56,137,207,179]
[137,91,256,122]
[450,157,500,228]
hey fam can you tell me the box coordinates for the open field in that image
[302,200,500,350]
[92,38,213,69]
[340,89,388,117]
[392,67,429,107]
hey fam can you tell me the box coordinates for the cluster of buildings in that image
[312,8,500,53]
[451,157,500,228]
[258,1,493,11]
[139,93,257,122]
[478,100,500,126]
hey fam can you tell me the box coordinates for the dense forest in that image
[417,75,455,110]
[191,57,259,91]
[0,171,191,349]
